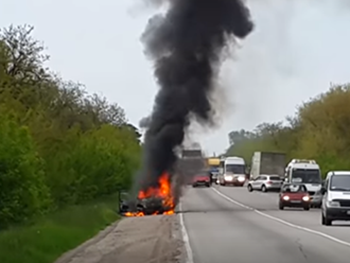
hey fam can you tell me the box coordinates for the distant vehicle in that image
[284,159,322,201]
[177,147,206,185]
[310,189,322,208]
[250,152,286,180]
[279,183,310,210]
[206,157,220,184]
[321,171,350,226]
[247,175,283,192]
[192,170,211,188]
[218,156,246,186]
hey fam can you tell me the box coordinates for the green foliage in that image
[0,194,120,263]
[0,109,50,227]
[226,84,350,177]
[0,24,141,227]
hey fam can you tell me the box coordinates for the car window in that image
[260,176,267,180]
[324,178,329,189]
[269,176,281,181]
[282,184,306,192]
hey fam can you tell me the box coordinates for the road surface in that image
[180,185,350,263]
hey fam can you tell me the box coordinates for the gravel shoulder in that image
[54,214,185,263]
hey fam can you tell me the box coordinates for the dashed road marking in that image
[212,187,350,248]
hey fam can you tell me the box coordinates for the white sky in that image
[1,0,350,156]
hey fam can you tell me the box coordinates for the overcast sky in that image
[1,0,350,155]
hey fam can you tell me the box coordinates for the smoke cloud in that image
[139,116,152,129]
[136,0,254,199]
[203,0,350,154]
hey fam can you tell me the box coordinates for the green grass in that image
[0,194,120,263]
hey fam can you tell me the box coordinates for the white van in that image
[285,159,322,195]
[321,171,350,226]
[218,156,246,186]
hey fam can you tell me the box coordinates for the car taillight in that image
[266,181,272,184]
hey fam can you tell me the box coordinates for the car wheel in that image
[206,183,210,187]
[262,185,267,192]
[321,213,325,225]
[192,184,196,188]
[247,184,253,192]
[322,212,332,226]
[279,202,284,210]
[303,206,310,211]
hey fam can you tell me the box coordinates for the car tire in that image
[262,185,267,192]
[192,184,196,188]
[303,206,310,211]
[322,213,332,226]
[206,183,210,187]
[279,203,284,210]
[247,184,253,192]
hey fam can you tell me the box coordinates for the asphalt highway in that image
[179,185,350,263]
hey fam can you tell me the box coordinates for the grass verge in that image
[0,194,120,263]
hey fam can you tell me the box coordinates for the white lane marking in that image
[212,187,350,247]
[178,201,194,263]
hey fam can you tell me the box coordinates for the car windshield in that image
[225,164,245,174]
[330,174,350,191]
[282,184,307,193]
[291,169,321,184]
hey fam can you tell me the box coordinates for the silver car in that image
[247,175,283,192]
[310,189,322,208]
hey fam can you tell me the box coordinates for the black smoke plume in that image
[139,116,152,129]
[136,0,254,200]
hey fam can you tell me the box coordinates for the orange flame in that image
[125,172,175,217]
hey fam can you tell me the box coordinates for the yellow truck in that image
[207,157,220,168]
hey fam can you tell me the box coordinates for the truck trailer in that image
[250,152,286,179]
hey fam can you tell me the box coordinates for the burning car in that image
[279,183,311,210]
[120,172,175,216]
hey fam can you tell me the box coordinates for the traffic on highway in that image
[179,152,350,262]
[115,148,350,263]
[206,153,350,226]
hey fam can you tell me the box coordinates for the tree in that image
[226,83,350,175]
[0,24,142,227]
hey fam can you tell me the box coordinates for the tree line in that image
[0,25,142,228]
[226,83,350,176]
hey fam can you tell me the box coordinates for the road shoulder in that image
[55,215,185,263]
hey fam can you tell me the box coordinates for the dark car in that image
[279,183,311,210]
[192,171,211,187]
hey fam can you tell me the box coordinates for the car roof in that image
[326,171,350,176]
[283,183,306,186]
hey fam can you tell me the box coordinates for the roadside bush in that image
[226,84,350,177]
[0,109,50,228]
[45,125,140,205]
[0,24,142,227]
